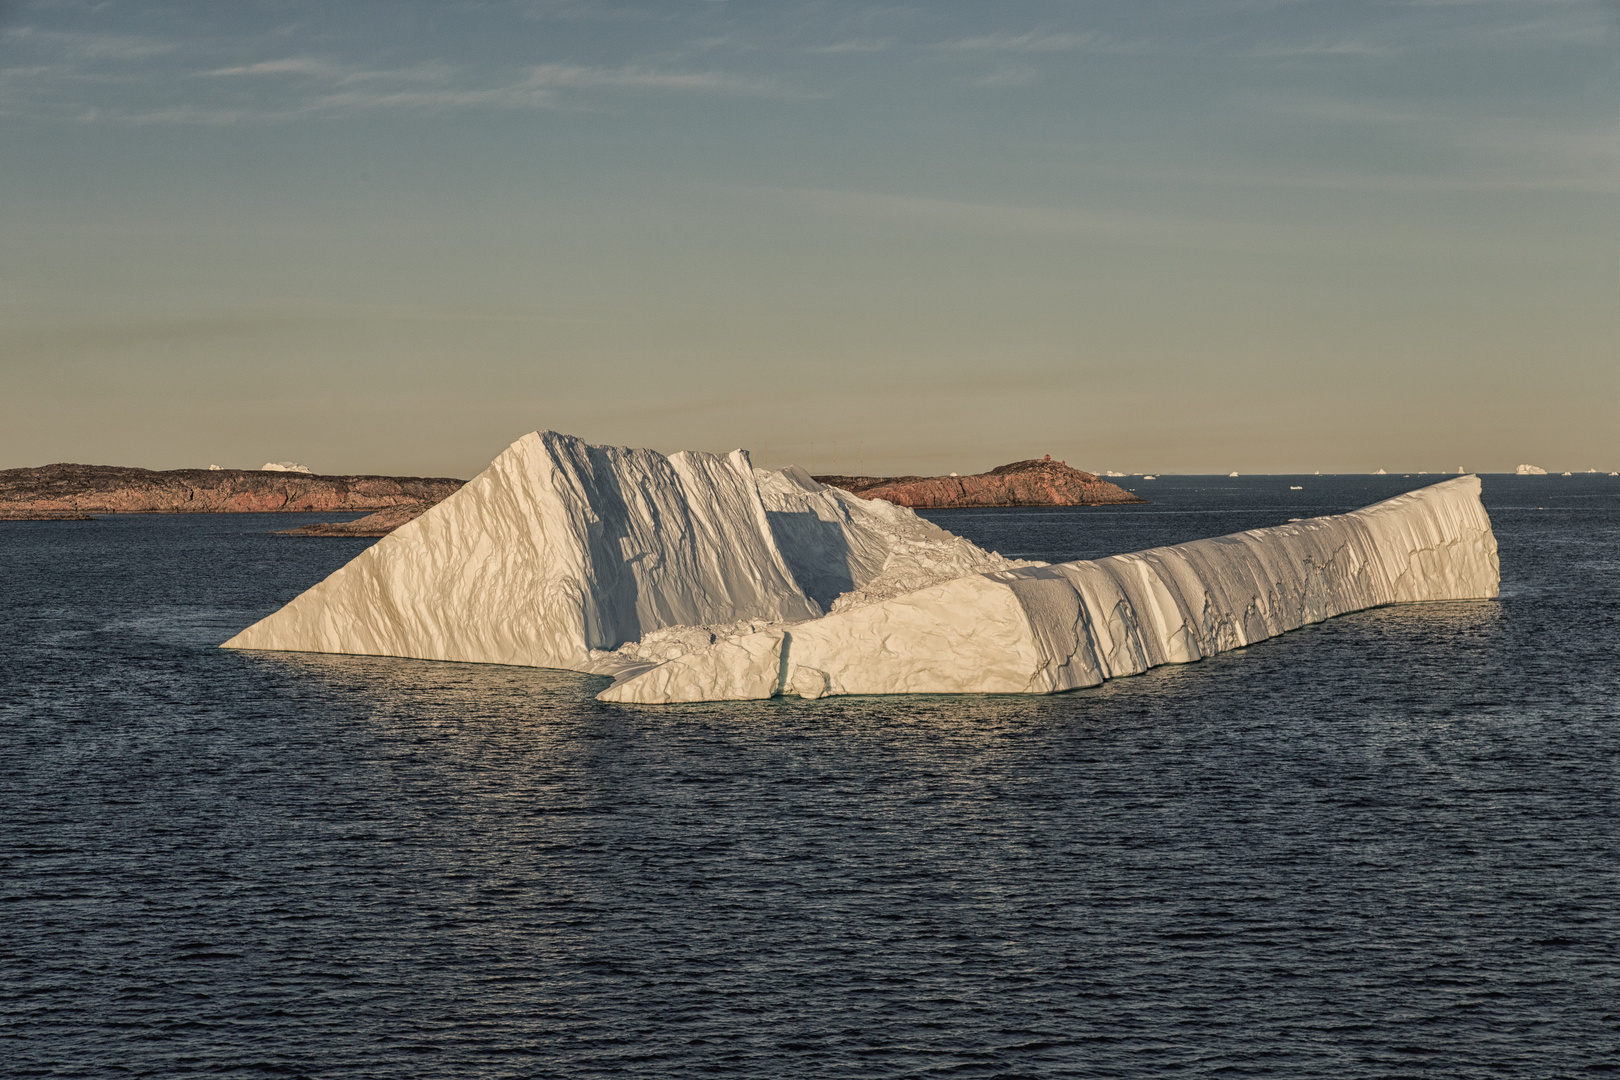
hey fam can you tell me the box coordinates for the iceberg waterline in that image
[222,431,1500,704]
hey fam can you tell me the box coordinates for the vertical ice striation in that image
[224,432,819,668]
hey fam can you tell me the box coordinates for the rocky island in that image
[1,455,1136,535]
[814,457,1146,508]
[0,464,463,534]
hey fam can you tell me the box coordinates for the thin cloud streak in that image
[730,184,1591,259]
[935,30,1103,52]
[966,64,1039,87]
[733,184,1297,254]
[3,26,178,60]
[201,57,347,78]
[4,46,800,124]
[303,64,801,116]
[806,39,890,54]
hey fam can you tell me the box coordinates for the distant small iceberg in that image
[263,462,313,474]
[1515,464,1547,475]
[1374,469,1387,475]
[1228,472,1239,478]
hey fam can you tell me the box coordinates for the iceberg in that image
[262,461,313,474]
[222,431,1028,673]
[1515,464,1547,475]
[601,474,1499,703]
[223,432,1499,706]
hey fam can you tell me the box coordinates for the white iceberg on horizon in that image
[223,431,1027,674]
[262,461,313,474]
[1515,464,1547,475]
[223,432,1500,706]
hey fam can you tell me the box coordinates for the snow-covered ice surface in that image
[224,433,1498,704]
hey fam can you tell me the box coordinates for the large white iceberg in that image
[222,431,1027,674]
[223,431,1500,704]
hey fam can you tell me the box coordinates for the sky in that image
[1,0,1614,478]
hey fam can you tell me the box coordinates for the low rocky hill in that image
[814,458,1146,508]
[0,464,463,531]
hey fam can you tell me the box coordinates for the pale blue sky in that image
[2,0,1614,476]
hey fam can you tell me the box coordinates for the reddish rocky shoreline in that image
[1,456,1143,536]
[815,458,1145,508]
[0,464,463,533]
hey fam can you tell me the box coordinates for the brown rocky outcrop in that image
[277,504,427,537]
[0,508,95,521]
[0,464,463,531]
[814,457,1146,509]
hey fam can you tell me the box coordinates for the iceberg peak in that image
[223,430,1030,673]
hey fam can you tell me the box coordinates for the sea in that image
[3,474,1616,1079]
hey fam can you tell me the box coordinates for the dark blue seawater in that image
[2,475,1616,1078]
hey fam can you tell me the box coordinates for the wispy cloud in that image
[935,30,1103,52]
[733,185,1281,253]
[3,26,178,60]
[1242,38,1401,58]
[730,182,1595,260]
[199,57,458,87]
[275,64,785,119]
[967,64,1038,88]
[304,64,788,115]
[1,16,799,126]
[201,57,347,78]
[806,39,891,54]
[1238,92,1617,192]
[520,63,779,93]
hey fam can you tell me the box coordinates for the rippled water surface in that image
[3,475,1616,1078]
